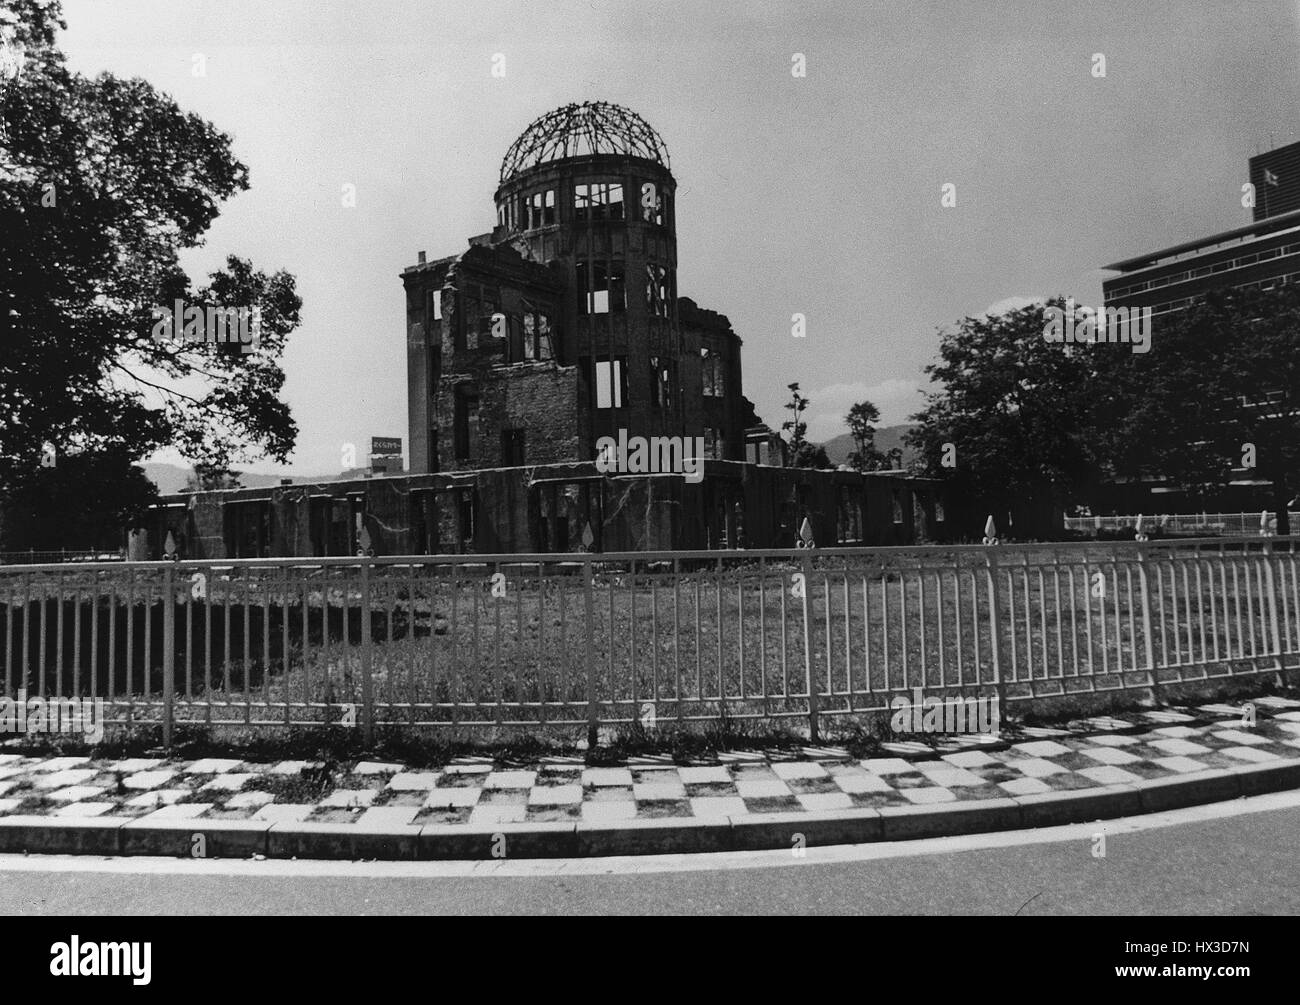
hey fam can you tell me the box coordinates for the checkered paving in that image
[2,699,1299,827]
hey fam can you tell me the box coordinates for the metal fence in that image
[1,536,1298,745]
[0,550,125,566]
[1064,512,1300,536]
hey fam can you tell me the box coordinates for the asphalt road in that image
[1,792,1298,915]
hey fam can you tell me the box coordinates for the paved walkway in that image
[2,697,1299,858]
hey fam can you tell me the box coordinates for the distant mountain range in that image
[141,463,365,495]
[820,424,918,468]
[140,430,915,494]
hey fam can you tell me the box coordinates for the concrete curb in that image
[1,760,1297,861]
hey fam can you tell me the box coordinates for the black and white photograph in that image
[0,0,1295,952]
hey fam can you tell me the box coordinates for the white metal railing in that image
[1,535,1297,745]
[1065,512,1300,536]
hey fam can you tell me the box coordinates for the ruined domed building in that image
[405,102,745,479]
[150,103,954,558]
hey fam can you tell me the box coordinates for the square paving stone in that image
[582,767,634,787]
[771,761,829,780]
[689,796,748,818]
[917,766,988,787]
[832,773,895,794]
[468,803,527,825]
[32,769,98,789]
[528,785,582,806]
[1078,765,1142,785]
[1153,755,1213,774]
[31,757,90,772]
[123,770,178,790]
[796,792,853,812]
[1012,740,1073,757]
[633,781,687,801]
[942,750,998,768]
[901,786,956,804]
[999,777,1052,796]
[1212,729,1270,746]
[52,802,115,818]
[47,785,106,803]
[735,779,793,799]
[581,801,637,822]
[1219,746,1282,763]
[386,772,441,791]
[125,788,189,808]
[141,803,212,820]
[182,758,243,774]
[355,806,421,828]
[1080,746,1141,766]
[252,803,316,824]
[859,757,915,775]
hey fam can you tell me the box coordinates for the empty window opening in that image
[594,358,627,409]
[645,264,670,317]
[650,356,675,409]
[522,303,554,360]
[575,182,624,223]
[579,260,625,315]
[528,189,556,228]
[454,385,479,461]
[701,348,725,397]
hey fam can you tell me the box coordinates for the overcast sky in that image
[57,0,1300,474]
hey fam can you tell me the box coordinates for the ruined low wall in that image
[147,462,965,560]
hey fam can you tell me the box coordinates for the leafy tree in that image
[781,382,830,469]
[845,400,884,471]
[907,298,1098,537]
[1089,284,1300,535]
[0,450,158,551]
[0,0,300,536]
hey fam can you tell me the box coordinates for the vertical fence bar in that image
[584,555,598,748]
[984,546,1005,711]
[163,562,175,748]
[800,547,819,742]
[360,559,374,744]
[1136,546,1158,701]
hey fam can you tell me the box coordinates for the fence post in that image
[360,558,374,745]
[583,555,599,749]
[982,517,1006,720]
[162,561,175,750]
[798,519,819,743]
[1261,535,1283,683]
[1134,541,1159,704]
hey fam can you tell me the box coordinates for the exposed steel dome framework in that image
[499,101,671,183]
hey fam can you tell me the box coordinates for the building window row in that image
[500,179,669,230]
[1109,242,1300,297]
